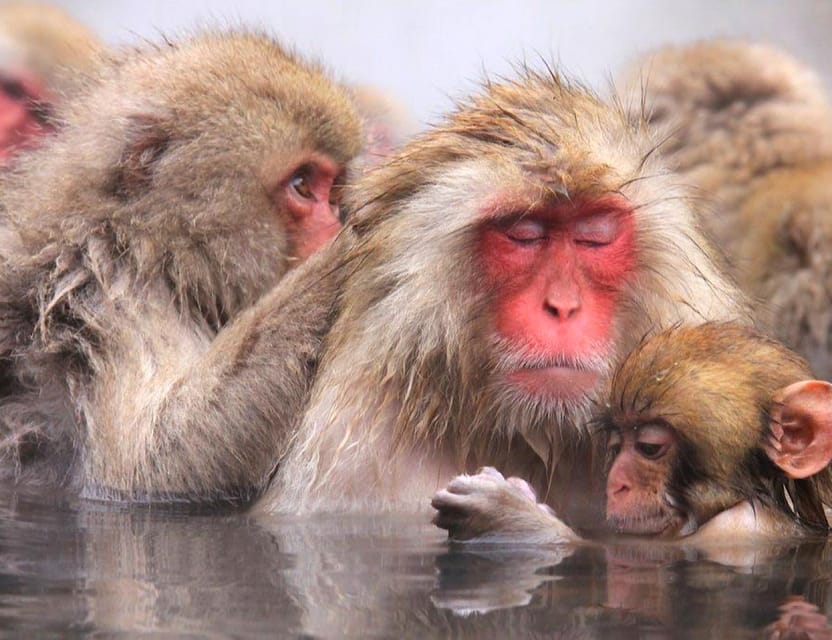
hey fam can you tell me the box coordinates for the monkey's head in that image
[331,69,748,459]
[348,84,416,171]
[3,30,362,327]
[0,3,100,161]
[624,40,832,163]
[603,322,832,538]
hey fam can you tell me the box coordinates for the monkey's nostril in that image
[609,482,630,499]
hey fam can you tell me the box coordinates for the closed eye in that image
[573,213,620,247]
[503,218,546,244]
[575,239,610,248]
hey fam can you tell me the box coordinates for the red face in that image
[276,152,346,262]
[0,72,50,162]
[479,198,635,400]
[605,423,684,537]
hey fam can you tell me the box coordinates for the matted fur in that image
[0,29,361,499]
[262,67,752,515]
[622,40,832,377]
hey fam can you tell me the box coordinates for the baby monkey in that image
[432,323,832,542]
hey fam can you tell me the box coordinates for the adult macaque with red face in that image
[433,323,832,542]
[258,70,750,516]
[0,3,100,161]
[480,196,635,399]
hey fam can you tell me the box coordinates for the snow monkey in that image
[622,40,832,379]
[0,2,101,161]
[0,29,362,499]
[257,68,751,517]
[433,323,832,542]
[349,84,417,170]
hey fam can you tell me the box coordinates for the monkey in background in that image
[349,84,417,170]
[432,323,832,543]
[0,3,100,161]
[620,40,832,378]
[0,29,362,500]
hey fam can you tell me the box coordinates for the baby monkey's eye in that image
[635,441,666,459]
[634,423,674,459]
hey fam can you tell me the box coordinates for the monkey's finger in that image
[445,473,497,495]
[431,509,469,532]
[475,466,505,481]
[506,476,537,502]
[431,502,478,535]
[431,488,478,512]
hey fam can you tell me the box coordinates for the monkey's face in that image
[605,424,689,537]
[480,196,635,403]
[267,151,347,262]
[0,71,50,161]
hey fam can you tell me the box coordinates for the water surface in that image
[1,483,830,638]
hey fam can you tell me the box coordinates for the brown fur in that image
[433,323,831,543]
[609,322,829,534]
[259,68,751,517]
[622,40,832,377]
[0,30,362,500]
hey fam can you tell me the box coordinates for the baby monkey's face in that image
[604,423,688,538]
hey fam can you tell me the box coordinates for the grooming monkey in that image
[0,30,361,499]
[432,323,832,542]
[622,40,832,378]
[0,3,100,161]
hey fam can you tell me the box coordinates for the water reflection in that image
[0,482,831,638]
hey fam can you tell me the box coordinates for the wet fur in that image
[0,30,361,499]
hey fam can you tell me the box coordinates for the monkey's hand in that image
[431,467,578,544]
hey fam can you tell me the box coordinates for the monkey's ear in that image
[765,380,832,479]
[109,114,171,199]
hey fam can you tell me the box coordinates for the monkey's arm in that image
[431,467,578,544]
[83,236,350,501]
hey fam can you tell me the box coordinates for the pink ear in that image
[765,380,832,479]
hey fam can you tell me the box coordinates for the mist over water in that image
[1,482,829,638]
